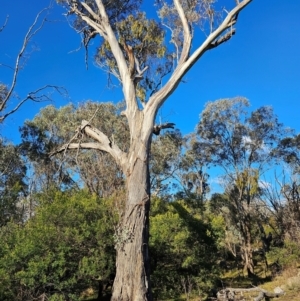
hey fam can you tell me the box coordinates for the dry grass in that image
[260,267,300,301]
[219,261,300,301]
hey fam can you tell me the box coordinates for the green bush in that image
[150,198,220,299]
[0,190,116,301]
[267,240,300,269]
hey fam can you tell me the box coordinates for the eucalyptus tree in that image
[0,139,26,226]
[54,1,252,299]
[150,129,183,198]
[195,97,285,276]
[277,134,300,174]
[262,134,300,243]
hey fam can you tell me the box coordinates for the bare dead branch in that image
[0,7,50,114]
[0,63,14,70]
[0,15,9,32]
[217,286,284,301]
[0,85,67,123]
[0,7,58,125]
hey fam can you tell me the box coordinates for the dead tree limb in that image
[0,85,67,123]
[0,6,63,123]
[217,287,284,301]
[0,15,9,32]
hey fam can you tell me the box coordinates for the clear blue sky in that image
[1,0,300,143]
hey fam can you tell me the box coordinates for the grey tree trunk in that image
[241,222,254,277]
[111,145,152,301]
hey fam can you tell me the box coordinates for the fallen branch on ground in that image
[217,286,284,301]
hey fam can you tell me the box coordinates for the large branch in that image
[69,2,128,84]
[174,0,192,65]
[52,120,127,169]
[69,1,138,127]
[144,0,252,125]
[92,1,130,84]
[81,120,128,168]
[51,142,105,154]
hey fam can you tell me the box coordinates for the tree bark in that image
[111,143,152,301]
[241,220,255,277]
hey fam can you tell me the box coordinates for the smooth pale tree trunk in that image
[111,142,152,301]
[242,244,254,277]
[241,221,254,277]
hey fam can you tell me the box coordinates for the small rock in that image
[274,286,284,294]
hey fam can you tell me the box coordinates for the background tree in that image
[0,139,26,226]
[150,129,183,197]
[260,168,300,245]
[194,97,285,276]
[266,134,300,242]
[52,1,252,299]
[175,133,211,205]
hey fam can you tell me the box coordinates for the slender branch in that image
[0,63,14,70]
[134,57,148,78]
[0,7,50,114]
[80,2,101,22]
[0,85,67,123]
[0,15,9,32]
[162,22,180,63]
